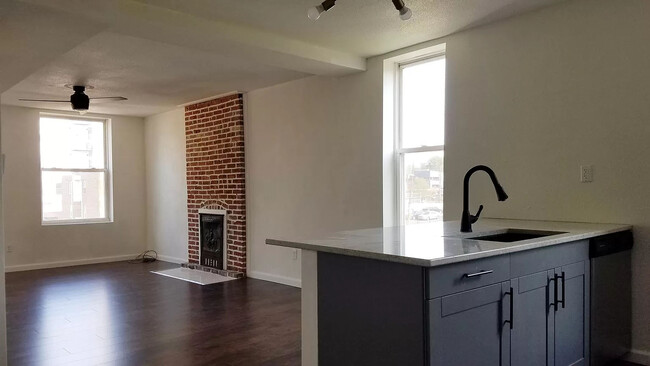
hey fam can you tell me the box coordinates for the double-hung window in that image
[39,115,112,224]
[397,55,446,225]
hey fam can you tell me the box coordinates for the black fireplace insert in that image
[200,212,226,269]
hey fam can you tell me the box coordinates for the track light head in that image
[391,0,412,20]
[308,0,336,20]
[308,0,411,22]
[307,5,324,20]
[398,6,412,20]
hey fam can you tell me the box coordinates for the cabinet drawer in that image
[510,240,589,278]
[427,255,510,298]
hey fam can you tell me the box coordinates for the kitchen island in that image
[267,219,633,366]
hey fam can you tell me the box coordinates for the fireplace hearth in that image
[199,209,227,270]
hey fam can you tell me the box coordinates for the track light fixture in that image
[392,0,412,20]
[307,0,336,20]
[307,0,412,21]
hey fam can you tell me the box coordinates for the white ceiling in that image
[1,0,570,117]
[133,0,570,57]
[0,1,104,94]
[4,32,308,117]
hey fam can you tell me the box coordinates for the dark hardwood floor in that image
[5,260,643,366]
[5,261,301,366]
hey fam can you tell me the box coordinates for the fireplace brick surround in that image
[185,94,246,275]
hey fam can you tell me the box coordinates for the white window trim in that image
[396,54,445,227]
[382,43,446,229]
[39,113,114,226]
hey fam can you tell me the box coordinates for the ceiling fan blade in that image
[19,99,69,103]
[89,97,128,103]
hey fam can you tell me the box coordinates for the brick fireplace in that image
[185,94,246,276]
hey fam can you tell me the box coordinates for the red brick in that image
[185,94,246,274]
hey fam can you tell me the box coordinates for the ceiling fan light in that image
[18,84,125,112]
[70,91,90,111]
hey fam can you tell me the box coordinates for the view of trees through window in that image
[399,55,445,225]
[40,116,109,223]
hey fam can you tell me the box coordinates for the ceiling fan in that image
[19,85,127,114]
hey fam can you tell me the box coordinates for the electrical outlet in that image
[292,249,298,261]
[580,165,593,183]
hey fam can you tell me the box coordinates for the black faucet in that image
[460,165,509,232]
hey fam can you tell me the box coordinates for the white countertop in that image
[266,219,632,267]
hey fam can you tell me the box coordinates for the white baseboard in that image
[626,349,650,365]
[5,254,141,272]
[156,254,186,264]
[247,270,301,288]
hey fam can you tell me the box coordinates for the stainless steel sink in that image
[467,229,566,242]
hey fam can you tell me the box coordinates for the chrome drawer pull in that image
[463,270,494,278]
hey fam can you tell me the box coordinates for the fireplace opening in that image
[199,209,227,270]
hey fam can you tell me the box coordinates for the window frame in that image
[39,113,113,226]
[395,53,446,227]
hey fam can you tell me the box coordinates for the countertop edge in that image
[266,225,632,267]
[265,239,435,267]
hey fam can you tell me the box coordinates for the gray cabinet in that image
[429,282,511,366]
[317,238,599,366]
[510,270,553,366]
[509,261,589,366]
[318,252,426,366]
[552,261,589,366]
[428,240,590,366]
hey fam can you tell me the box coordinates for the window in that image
[397,55,446,225]
[39,115,112,224]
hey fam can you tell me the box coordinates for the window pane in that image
[40,117,105,169]
[401,57,445,148]
[404,151,443,225]
[42,171,106,222]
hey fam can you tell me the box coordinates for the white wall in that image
[245,70,383,286]
[0,105,147,270]
[245,0,650,357]
[0,7,105,360]
[443,0,650,358]
[144,108,188,263]
[0,100,7,365]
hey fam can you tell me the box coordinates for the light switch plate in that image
[580,165,593,183]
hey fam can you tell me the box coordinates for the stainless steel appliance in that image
[590,230,633,366]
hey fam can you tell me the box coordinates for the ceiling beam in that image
[17,0,367,76]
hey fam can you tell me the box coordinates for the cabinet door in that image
[553,261,588,366]
[429,282,511,366]
[511,270,554,366]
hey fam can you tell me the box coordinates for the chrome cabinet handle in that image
[463,269,494,278]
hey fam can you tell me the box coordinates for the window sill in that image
[41,219,113,226]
